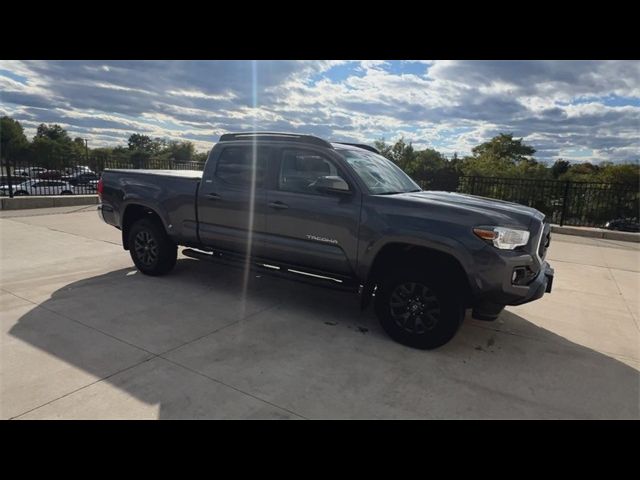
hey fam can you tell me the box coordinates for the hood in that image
[396,190,544,228]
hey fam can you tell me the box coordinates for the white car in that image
[14,166,47,177]
[1,179,75,196]
[63,165,94,176]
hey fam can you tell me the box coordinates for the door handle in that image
[206,193,221,200]
[268,201,288,210]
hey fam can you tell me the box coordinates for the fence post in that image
[470,176,476,195]
[3,156,14,198]
[560,181,571,226]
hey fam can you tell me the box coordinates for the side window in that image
[214,146,268,188]
[278,149,344,195]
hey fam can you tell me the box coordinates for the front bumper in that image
[472,260,553,320]
[509,261,554,306]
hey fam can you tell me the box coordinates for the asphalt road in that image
[1,206,638,419]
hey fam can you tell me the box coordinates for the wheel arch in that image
[121,203,167,250]
[361,242,473,309]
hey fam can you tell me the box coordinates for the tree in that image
[367,138,418,171]
[70,137,88,161]
[193,150,209,163]
[127,133,160,154]
[471,133,536,163]
[160,140,195,163]
[562,162,599,181]
[373,139,393,161]
[28,123,75,168]
[390,137,416,171]
[35,123,70,143]
[462,133,539,178]
[1,116,28,160]
[593,163,639,184]
[551,159,571,178]
[409,148,447,178]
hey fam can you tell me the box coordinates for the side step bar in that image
[181,248,360,293]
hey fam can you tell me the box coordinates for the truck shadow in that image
[8,257,640,419]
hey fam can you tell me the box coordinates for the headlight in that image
[473,226,530,250]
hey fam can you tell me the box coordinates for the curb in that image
[0,195,99,211]
[551,224,640,243]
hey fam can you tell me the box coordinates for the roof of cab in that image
[218,132,379,154]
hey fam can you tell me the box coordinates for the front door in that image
[264,147,361,276]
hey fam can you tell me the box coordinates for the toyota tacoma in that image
[97,132,554,349]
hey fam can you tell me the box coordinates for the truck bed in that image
[100,168,203,245]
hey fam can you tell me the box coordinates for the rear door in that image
[197,144,272,256]
[264,147,362,276]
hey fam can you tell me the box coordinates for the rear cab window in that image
[214,146,270,188]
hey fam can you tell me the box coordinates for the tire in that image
[374,268,464,350]
[127,218,177,276]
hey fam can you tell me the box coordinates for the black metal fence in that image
[420,175,639,227]
[1,157,206,196]
[2,156,637,228]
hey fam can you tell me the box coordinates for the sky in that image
[1,60,638,164]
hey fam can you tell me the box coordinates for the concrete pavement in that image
[1,206,638,419]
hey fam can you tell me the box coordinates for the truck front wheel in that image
[128,218,177,276]
[374,269,464,350]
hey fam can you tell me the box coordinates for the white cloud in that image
[0,60,638,161]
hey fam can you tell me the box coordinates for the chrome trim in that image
[287,269,343,283]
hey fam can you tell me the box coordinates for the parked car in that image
[604,218,640,232]
[67,171,99,186]
[14,167,46,177]
[36,170,64,180]
[2,179,75,196]
[63,165,94,176]
[98,132,554,350]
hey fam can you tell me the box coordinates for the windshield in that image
[339,148,421,194]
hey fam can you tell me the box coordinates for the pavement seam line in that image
[158,355,308,420]
[542,284,629,300]
[155,298,285,357]
[4,287,301,419]
[547,257,640,274]
[1,217,121,246]
[596,237,640,334]
[1,287,158,357]
[606,266,640,334]
[0,205,97,218]
[468,320,639,363]
[8,356,158,420]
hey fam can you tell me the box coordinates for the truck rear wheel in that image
[128,218,177,276]
[374,269,464,350]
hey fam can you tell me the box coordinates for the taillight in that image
[97,178,104,200]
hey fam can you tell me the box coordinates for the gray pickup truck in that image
[98,132,554,349]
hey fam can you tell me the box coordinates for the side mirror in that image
[309,175,351,195]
